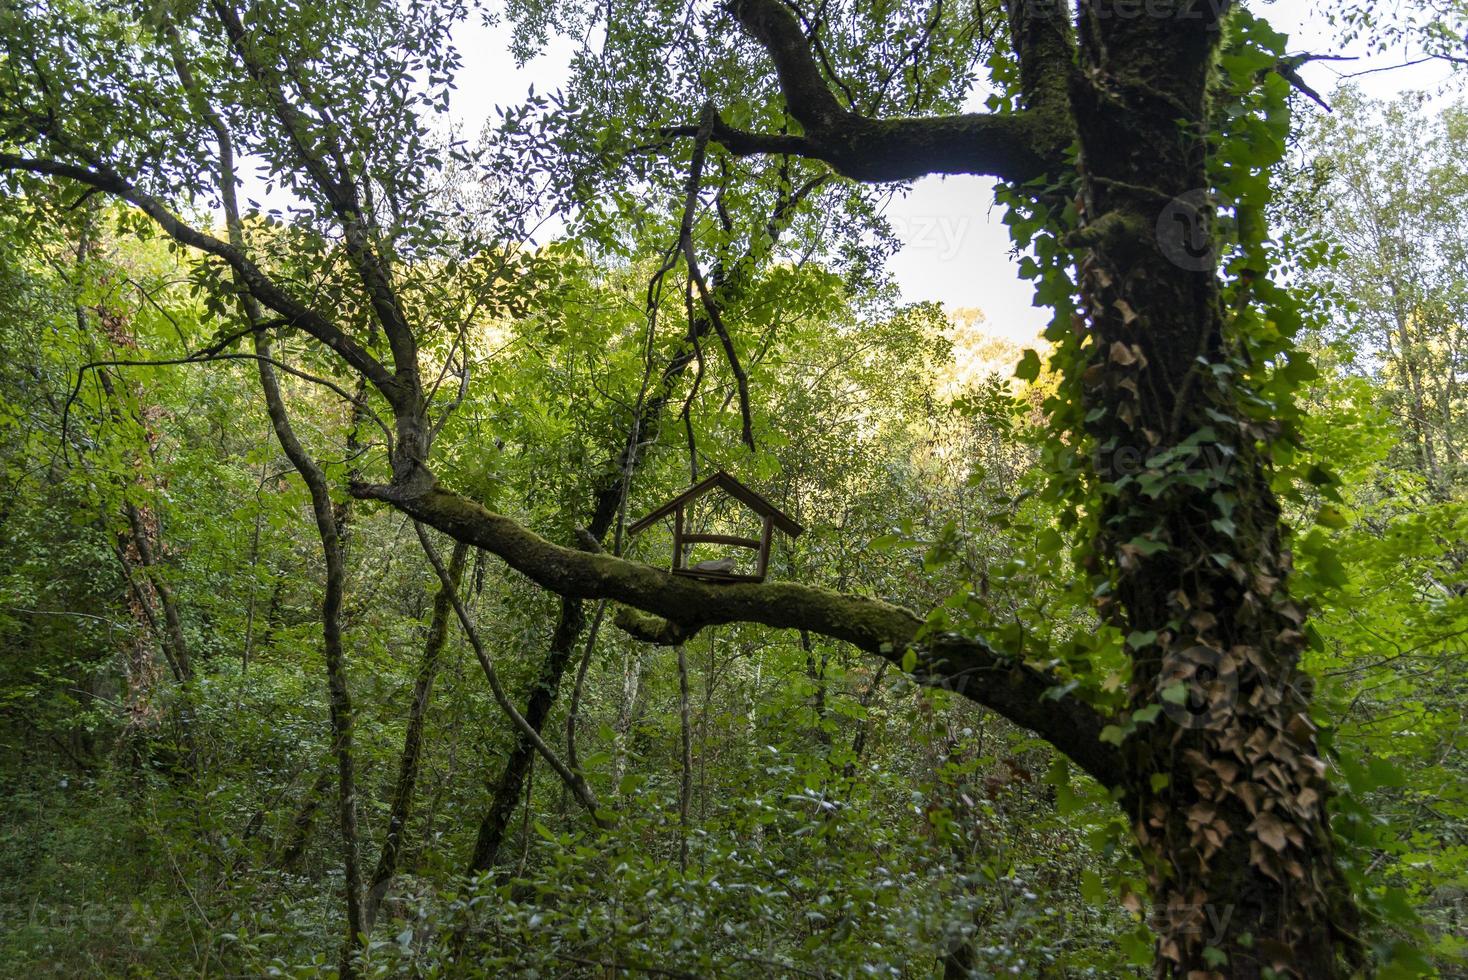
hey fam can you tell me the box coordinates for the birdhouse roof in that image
[627,471,804,538]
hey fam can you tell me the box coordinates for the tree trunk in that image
[121,498,192,683]
[278,765,333,870]
[800,630,831,749]
[675,644,693,871]
[1069,7,1359,975]
[455,166,815,877]
[843,662,887,780]
[1390,292,1443,490]
[465,598,582,874]
[366,539,469,928]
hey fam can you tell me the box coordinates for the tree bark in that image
[253,333,366,969]
[74,218,198,759]
[8,4,1374,973]
[278,765,334,871]
[464,599,581,875]
[676,644,693,871]
[173,47,368,962]
[1067,4,1359,974]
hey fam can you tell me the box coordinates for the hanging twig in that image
[678,103,756,452]
[565,599,609,773]
[679,275,706,485]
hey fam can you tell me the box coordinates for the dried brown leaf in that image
[1250,811,1288,852]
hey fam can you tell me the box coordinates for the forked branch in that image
[663,0,1067,183]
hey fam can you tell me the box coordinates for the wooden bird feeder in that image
[627,471,803,583]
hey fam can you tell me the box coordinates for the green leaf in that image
[1126,536,1169,557]
[1126,630,1157,650]
[1014,348,1042,382]
[1313,548,1350,590]
[1131,704,1163,724]
[1305,464,1337,487]
[1080,868,1106,904]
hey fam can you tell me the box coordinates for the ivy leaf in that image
[1160,683,1189,705]
[1250,812,1288,852]
[1132,704,1163,725]
[1124,536,1169,557]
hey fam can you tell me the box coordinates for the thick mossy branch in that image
[614,607,698,646]
[353,478,1122,786]
[664,0,1060,183]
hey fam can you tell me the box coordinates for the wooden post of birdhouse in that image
[755,514,774,579]
[673,504,686,573]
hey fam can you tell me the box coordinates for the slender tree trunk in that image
[256,338,365,959]
[462,314,721,876]
[843,662,887,781]
[676,644,693,872]
[278,765,333,870]
[612,646,648,792]
[1387,283,1443,490]
[366,540,469,929]
[800,630,830,749]
[565,601,609,773]
[121,498,192,683]
[74,221,198,760]
[257,577,286,652]
[465,598,583,874]
[252,332,365,967]
[174,55,367,962]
